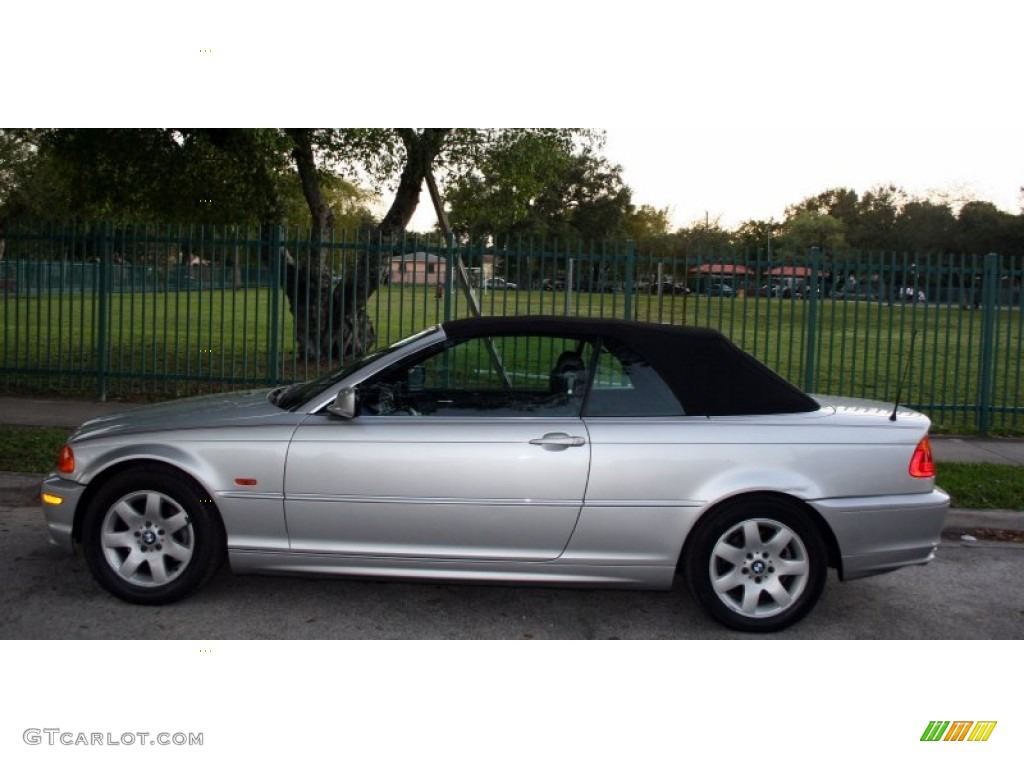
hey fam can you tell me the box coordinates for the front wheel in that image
[81,466,225,604]
[685,497,826,632]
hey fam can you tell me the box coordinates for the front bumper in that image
[40,474,87,553]
[811,488,951,581]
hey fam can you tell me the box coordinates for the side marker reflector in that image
[57,444,75,474]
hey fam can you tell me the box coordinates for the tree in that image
[272,129,456,361]
[955,201,1019,256]
[851,184,904,250]
[3,128,601,362]
[893,200,957,254]
[444,133,628,244]
[280,129,603,361]
[733,219,782,256]
[625,204,672,243]
[660,215,735,263]
[445,132,574,241]
[786,188,859,225]
[779,210,848,254]
[18,129,298,225]
[0,130,65,256]
[186,129,294,225]
[535,149,634,243]
[0,130,43,216]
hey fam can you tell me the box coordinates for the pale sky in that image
[405,0,1020,231]
[406,119,1021,232]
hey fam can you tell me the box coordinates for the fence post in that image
[95,222,110,401]
[268,225,282,383]
[623,239,635,320]
[564,258,574,317]
[442,233,453,324]
[977,252,1000,435]
[656,261,664,323]
[803,247,821,392]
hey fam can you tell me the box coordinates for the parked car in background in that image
[705,281,735,297]
[833,288,879,302]
[483,277,517,290]
[750,278,817,299]
[541,278,565,291]
[41,316,949,632]
[649,281,690,295]
[749,283,778,298]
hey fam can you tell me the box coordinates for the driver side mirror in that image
[327,387,358,419]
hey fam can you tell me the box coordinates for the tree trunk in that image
[337,129,450,360]
[286,129,451,364]
[287,129,339,362]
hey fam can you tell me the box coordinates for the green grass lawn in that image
[935,462,1024,511]
[2,284,1022,432]
[2,425,1019,511]
[0,426,71,474]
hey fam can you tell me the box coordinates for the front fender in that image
[66,433,292,552]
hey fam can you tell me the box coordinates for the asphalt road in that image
[1,504,1021,640]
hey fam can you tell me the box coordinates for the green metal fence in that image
[1,221,1021,434]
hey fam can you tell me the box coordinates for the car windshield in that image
[269,326,440,410]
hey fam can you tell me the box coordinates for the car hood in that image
[70,389,288,442]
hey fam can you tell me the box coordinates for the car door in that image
[581,338,699,507]
[284,333,594,561]
[563,339,714,566]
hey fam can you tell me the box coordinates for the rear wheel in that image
[81,466,225,604]
[685,497,826,632]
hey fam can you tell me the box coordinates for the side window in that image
[591,346,634,390]
[583,342,685,417]
[360,334,596,417]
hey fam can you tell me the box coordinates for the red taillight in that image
[57,444,75,474]
[909,436,935,478]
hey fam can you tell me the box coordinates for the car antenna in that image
[890,329,918,422]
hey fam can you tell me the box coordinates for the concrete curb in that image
[944,508,1024,533]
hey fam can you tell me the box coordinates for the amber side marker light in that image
[57,444,75,474]
[41,493,63,505]
[909,436,936,478]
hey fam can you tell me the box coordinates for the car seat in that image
[550,350,587,397]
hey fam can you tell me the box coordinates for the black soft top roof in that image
[442,316,818,416]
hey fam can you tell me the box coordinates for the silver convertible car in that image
[41,316,949,632]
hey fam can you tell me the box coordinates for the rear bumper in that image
[40,474,86,553]
[810,488,950,581]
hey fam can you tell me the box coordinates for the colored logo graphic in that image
[921,721,997,742]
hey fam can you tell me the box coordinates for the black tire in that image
[81,465,225,605]
[685,496,826,632]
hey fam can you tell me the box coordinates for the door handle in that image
[529,433,586,450]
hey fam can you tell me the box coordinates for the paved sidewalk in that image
[929,435,1024,465]
[0,396,129,429]
[2,396,1020,534]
